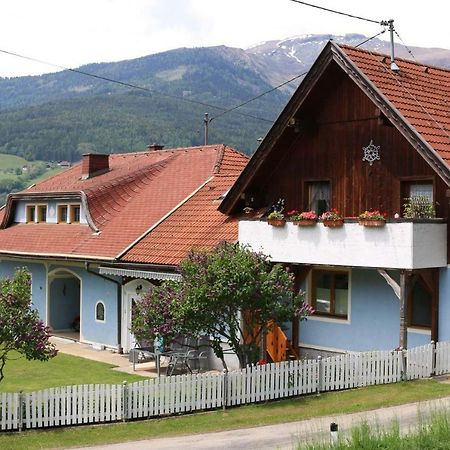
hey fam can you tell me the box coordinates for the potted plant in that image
[403,196,436,219]
[320,209,344,227]
[358,210,387,227]
[287,210,318,226]
[267,210,286,226]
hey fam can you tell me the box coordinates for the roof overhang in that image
[99,266,182,281]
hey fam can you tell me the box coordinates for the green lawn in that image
[0,352,143,392]
[1,379,450,450]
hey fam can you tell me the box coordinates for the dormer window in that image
[70,205,81,223]
[37,205,47,223]
[26,205,36,223]
[57,205,68,223]
[57,204,81,223]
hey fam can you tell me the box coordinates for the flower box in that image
[267,218,286,227]
[359,219,386,227]
[293,219,317,226]
[323,219,344,228]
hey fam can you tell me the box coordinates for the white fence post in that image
[122,381,128,422]
[401,348,407,381]
[317,356,322,395]
[222,370,228,410]
[431,341,436,376]
[18,391,24,432]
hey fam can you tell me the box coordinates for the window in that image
[57,205,68,223]
[95,301,105,322]
[26,205,36,223]
[70,205,81,223]
[37,205,47,223]
[408,278,432,328]
[307,181,330,216]
[311,270,348,319]
[409,182,433,201]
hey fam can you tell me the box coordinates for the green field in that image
[0,153,65,205]
[0,153,28,170]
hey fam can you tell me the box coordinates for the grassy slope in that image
[0,153,28,170]
[1,379,450,449]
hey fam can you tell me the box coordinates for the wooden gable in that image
[220,42,450,220]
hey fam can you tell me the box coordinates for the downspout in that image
[85,262,123,354]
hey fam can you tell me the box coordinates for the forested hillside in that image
[1,34,449,163]
[0,46,288,160]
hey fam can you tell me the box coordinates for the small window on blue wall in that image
[96,301,105,322]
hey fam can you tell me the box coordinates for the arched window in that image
[96,301,105,322]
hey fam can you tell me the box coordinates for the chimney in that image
[146,143,164,151]
[81,153,110,180]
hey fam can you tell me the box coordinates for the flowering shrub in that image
[359,210,387,221]
[320,208,342,221]
[286,210,317,221]
[132,242,313,369]
[0,269,56,383]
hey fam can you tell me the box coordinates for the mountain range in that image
[0,33,449,161]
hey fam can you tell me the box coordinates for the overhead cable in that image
[288,0,381,25]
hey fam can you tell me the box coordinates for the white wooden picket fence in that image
[1,342,449,432]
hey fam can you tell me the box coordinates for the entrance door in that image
[122,279,152,353]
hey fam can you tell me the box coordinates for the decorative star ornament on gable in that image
[362,140,381,166]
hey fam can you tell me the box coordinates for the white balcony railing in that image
[238,219,447,269]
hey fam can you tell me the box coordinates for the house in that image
[220,42,450,357]
[0,144,248,355]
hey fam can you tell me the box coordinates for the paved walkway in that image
[70,395,450,450]
[50,336,159,377]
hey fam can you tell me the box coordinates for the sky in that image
[0,0,449,78]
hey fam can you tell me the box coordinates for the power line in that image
[210,71,308,123]
[394,29,418,62]
[355,29,386,48]
[0,47,274,124]
[288,0,381,25]
[209,30,386,123]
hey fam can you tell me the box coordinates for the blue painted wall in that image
[49,265,120,348]
[439,266,450,342]
[0,259,47,315]
[49,277,80,329]
[300,268,431,352]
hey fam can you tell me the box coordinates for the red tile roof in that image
[0,145,248,261]
[120,169,244,265]
[340,45,450,164]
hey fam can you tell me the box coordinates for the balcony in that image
[238,219,447,269]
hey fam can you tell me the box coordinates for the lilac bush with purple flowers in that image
[0,269,56,383]
[132,242,312,369]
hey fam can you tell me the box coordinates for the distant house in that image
[0,144,248,355]
[58,161,71,168]
[220,42,450,357]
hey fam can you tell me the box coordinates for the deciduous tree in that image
[0,269,56,383]
[132,243,313,369]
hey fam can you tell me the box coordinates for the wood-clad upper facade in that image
[222,48,449,223]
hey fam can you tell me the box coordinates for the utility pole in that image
[381,19,399,72]
[204,112,209,145]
